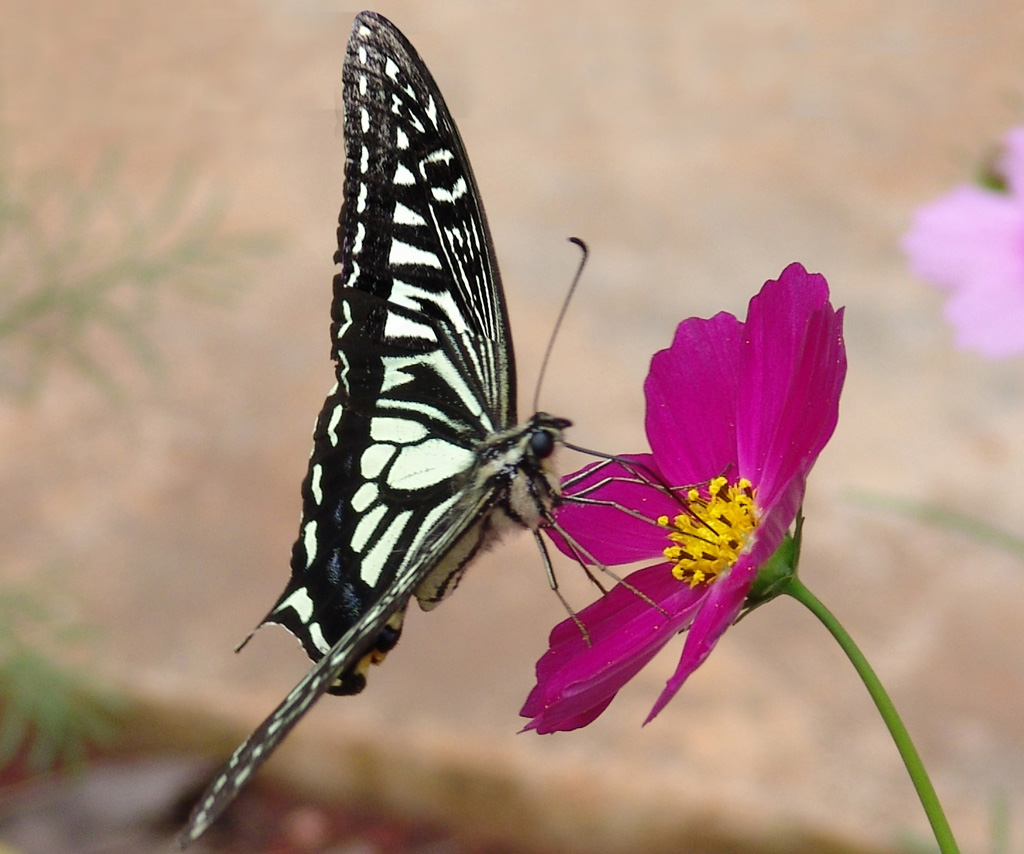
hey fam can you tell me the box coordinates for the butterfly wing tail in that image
[176,592,402,847]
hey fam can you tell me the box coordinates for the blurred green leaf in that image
[0,111,279,777]
[850,491,1024,560]
[0,146,280,398]
[0,582,123,774]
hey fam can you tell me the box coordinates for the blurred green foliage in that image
[0,147,278,397]
[851,491,1024,560]
[0,138,279,771]
[0,580,122,772]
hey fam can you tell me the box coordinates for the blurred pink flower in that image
[903,127,1024,357]
[523,264,846,733]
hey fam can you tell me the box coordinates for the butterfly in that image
[179,10,570,846]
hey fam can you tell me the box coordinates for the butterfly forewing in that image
[334,13,514,419]
[178,12,569,847]
[266,12,519,679]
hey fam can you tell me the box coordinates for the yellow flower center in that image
[657,476,758,587]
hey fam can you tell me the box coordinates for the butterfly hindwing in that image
[179,490,496,847]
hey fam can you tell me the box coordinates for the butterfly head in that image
[472,412,571,533]
[524,412,572,462]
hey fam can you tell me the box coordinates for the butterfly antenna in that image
[531,237,588,414]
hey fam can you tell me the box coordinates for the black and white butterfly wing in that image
[332,11,515,417]
[178,489,497,847]
[262,10,519,693]
[178,11,570,847]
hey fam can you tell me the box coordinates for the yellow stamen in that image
[658,477,758,587]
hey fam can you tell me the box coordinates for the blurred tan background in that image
[2,1,1023,851]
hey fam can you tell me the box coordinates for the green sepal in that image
[736,511,803,622]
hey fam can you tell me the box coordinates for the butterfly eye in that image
[529,430,555,459]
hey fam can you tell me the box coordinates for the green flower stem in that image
[784,576,960,854]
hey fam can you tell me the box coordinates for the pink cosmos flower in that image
[522,263,846,733]
[903,126,1024,357]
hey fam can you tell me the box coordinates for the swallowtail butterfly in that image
[179,10,570,846]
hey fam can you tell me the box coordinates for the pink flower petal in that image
[550,455,682,566]
[645,556,758,722]
[644,311,743,487]
[943,273,1024,356]
[521,693,615,733]
[904,183,1024,357]
[903,186,1024,288]
[749,472,807,568]
[521,562,707,733]
[736,264,845,508]
[1002,127,1024,196]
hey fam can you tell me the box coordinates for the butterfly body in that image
[180,11,569,846]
